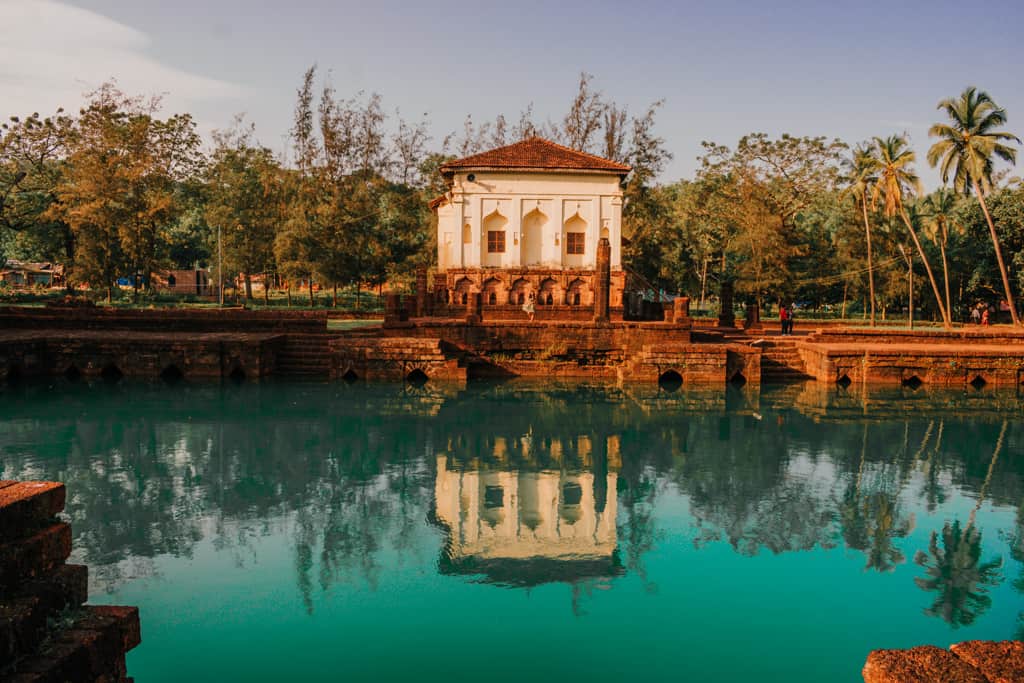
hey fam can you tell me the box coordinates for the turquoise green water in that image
[1,380,1022,682]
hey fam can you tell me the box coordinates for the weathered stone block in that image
[950,640,1024,683]
[863,646,988,683]
[0,524,72,588]
[0,482,66,543]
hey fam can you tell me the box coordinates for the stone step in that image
[0,482,66,543]
[5,605,141,683]
[0,523,71,589]
[0,564,88,663]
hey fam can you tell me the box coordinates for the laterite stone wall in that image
[0,480,141,682]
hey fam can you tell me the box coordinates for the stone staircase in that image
[758,339,812,382]
[275,334,333,379]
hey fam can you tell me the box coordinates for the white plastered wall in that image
[436,171,623,272]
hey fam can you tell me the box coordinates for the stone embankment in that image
[796,328,1024,388]
[4,305,1024,388]
[0,480,140,682]
[863,640,1024,682]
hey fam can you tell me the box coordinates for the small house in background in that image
[0,260,65,288]
[154,269,215,296]
[431,137,630,311]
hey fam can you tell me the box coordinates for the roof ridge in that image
[440,137,630,173]
[528,136,628,167]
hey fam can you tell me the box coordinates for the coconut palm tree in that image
[870,135,951,327]
[928,87,1022,325]
[842,144,879,325]
[922,189,963,319]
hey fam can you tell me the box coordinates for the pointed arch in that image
[521,207,548,266]
[566,277,589,306]
[482,277,504,306]
[539,277,560,306]
[510,278,532,305]
[454,277,473,306]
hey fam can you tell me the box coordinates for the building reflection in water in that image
[432,434,622,588]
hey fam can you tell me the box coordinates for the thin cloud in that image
[0,0,243,116]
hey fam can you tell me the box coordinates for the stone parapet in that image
[0,306,328,333]
[0,480,140,682]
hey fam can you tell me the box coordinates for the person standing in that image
[523,291,536,322]
[970,305,981,325]
[981,307,990,326]
[788,303,797,335]
[779,304,789,336]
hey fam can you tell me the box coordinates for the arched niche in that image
[563,213,587,268]
[521,207,547,267]
[539,278,560,306]
[510,278,532,305]
[454,277,473,306]
[566,277,589,306]
[482,210,508,268]
[482,277,504,306]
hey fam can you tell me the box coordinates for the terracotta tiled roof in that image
[440,137,631,175]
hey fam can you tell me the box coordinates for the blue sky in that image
[4,0,1023,188]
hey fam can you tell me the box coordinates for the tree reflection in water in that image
[914,520,1003,628]
[0,380,1022,623]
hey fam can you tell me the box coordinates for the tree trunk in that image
[974,179,1020,325]
[244,274,253,300]
[332,283,338,308]
[699,259,708,312]
[899,208,950,328]
[355,282,360,311]
[263,273,269,305]
[908,252,914,330]
[106,285,112,303]
[308,278,314,307]
[286,284,292,307]
[939,237,952,323]
[841,281,848,318]
[861,198,876,326]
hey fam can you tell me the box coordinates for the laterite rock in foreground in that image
[0,480,141,682]
[863,640,1024,682]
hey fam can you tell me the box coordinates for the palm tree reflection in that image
[914,520,1002,628]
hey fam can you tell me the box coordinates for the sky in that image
[3,0,1024,189]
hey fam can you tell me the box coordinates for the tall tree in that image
[50,84,201,301]
[922,189,963,319]
[560,72,606,154]
[870,135,951,327]
[276,66,324,306]
[842,144,879,325]
[0,110,74,270]
[928,87,1021,325]
[205,119,284,301]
